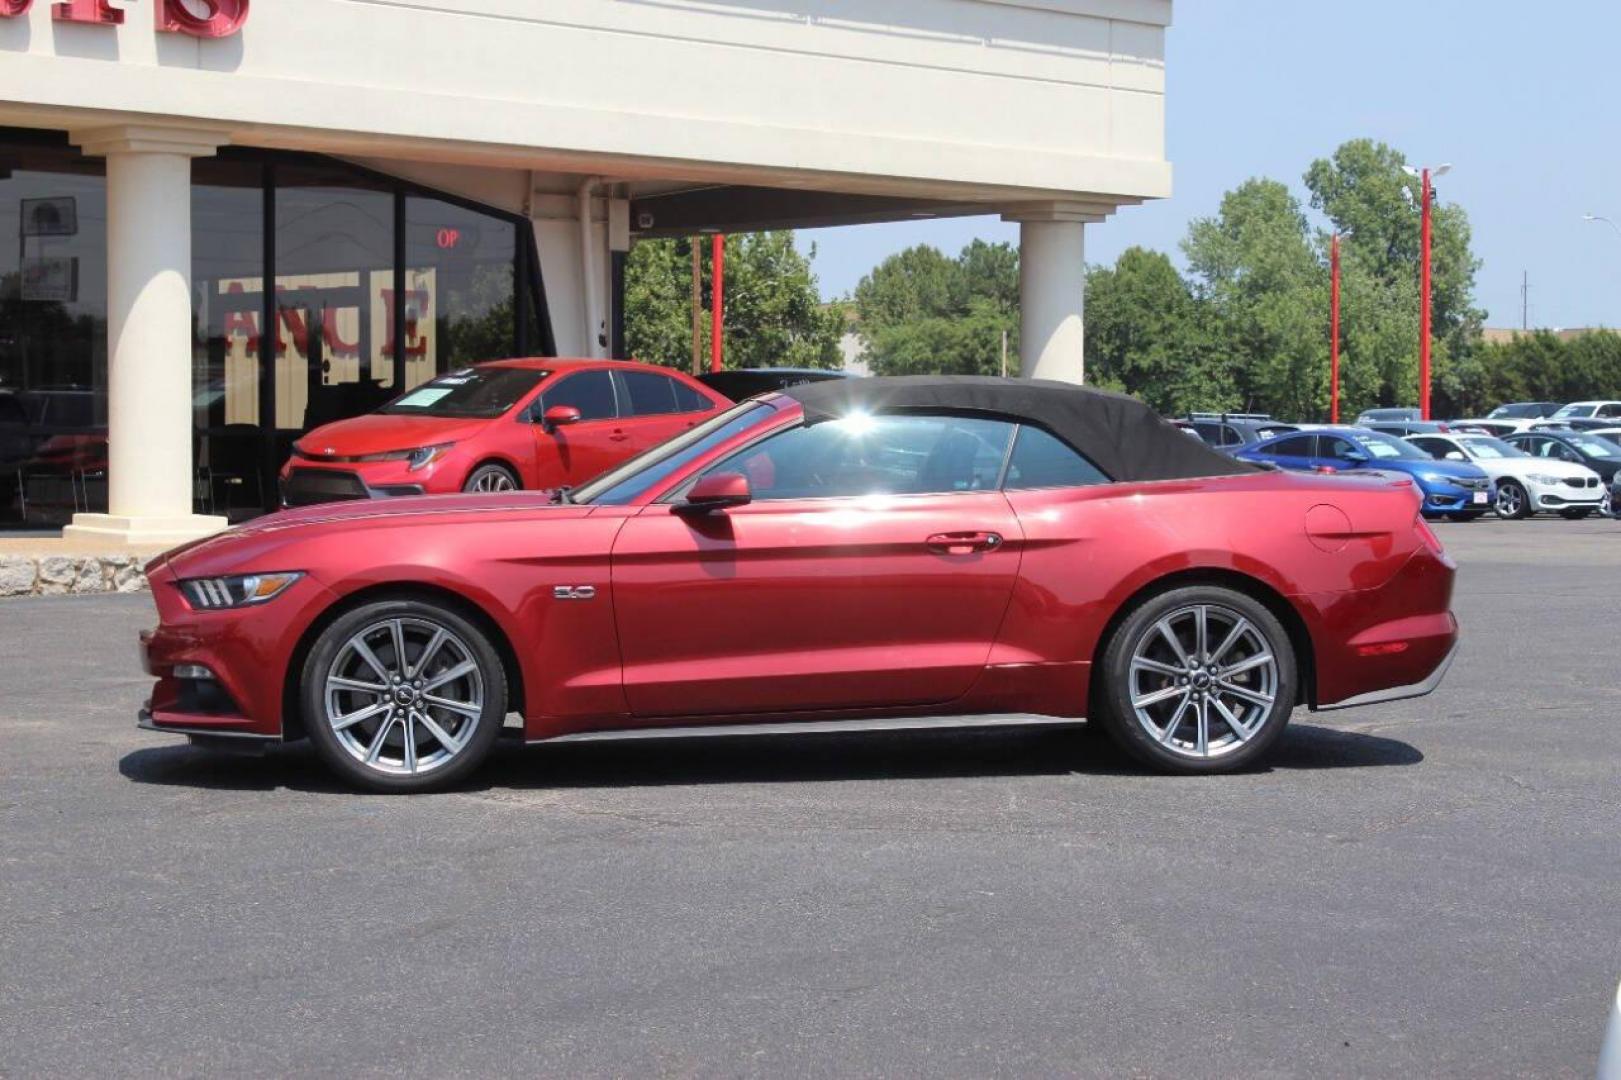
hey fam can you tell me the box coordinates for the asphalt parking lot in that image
[2,518,1618,1078]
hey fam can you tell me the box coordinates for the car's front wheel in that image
[463,463,519,494]
[1096,586,1297,773]
[1495,480,1531,520]
[301,599,507,792]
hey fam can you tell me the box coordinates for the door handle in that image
[925,531,1003,555]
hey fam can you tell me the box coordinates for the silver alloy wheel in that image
[1496,482,1525,518]
[1128,603,1280,760]
[323,617,485,776]
[472,469,516,493]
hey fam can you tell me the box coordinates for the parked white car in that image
[1551,401,1621,421]
[1406,432,1607,519]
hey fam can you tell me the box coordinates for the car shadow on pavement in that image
[118,721,1421,795]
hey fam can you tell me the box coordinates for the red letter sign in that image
[156,0,248,37]
[52,0,121,24]
[0,1,33,18]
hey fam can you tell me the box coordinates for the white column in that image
[1004,205,1101,384]
[64,126,230,547]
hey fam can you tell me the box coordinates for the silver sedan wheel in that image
[1128,603,1280,760]
[323,617,485,777]
[472,470,516,493]
[1496,483,1525,518]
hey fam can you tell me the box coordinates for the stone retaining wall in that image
[0,554,149,599]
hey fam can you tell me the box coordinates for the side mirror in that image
[677,471,752,514]
[541,404,582,432]
[1445,451,1466,462]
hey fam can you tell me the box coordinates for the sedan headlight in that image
[405,444,454,472]
[1526,473,1564,486]
[182,572,303,610]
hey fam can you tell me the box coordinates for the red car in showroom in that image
[142,377,1459,792]
[278,358,728,506]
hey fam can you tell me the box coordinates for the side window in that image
[1409,437,1448,460]
[1192,422,1222,444]
[620,371,681,417]
[1268,435,1315,457]
[1003,425,1109,489]
[1549,441,1578,462]
[542,371,617,421]
[702,414,1016,501]
[672,380,712,413]
[1321,437,1357,460]
[1604,404,1621,419]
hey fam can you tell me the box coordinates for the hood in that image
[297,413,492,457]
[154,492,585,578]
[1381,458,1488,481]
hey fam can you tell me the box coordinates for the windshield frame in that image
[571,400,778,504]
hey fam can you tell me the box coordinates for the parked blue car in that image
[1236,427,1496,519]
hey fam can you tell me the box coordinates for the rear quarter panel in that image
[999,470,1440,708]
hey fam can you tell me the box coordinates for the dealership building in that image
[0,0,1171,543]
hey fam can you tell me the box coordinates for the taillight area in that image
[1414,514,1445,556]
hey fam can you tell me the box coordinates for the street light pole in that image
[1420,169,1432,420]
[1330,231,1342,424]
[1405,163,1451,420]
[1586,213,1621,242]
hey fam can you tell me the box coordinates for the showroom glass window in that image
[405,195,519,375]
[0,134,109,527]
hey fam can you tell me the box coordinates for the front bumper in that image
[280,465,425,508]
[1421,481,1494,514]
[1527,476,1605,510]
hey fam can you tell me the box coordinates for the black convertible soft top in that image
[782,376,1261,483]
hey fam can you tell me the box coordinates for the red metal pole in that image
[1330,233,1341,425]
[1419,169,1432,420]
[710,233,725,374]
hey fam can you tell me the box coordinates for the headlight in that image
[406,444,454,472]
[1526,473,1563,485]
[181,572,303,610]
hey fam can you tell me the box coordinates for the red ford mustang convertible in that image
[139,377,1458,792]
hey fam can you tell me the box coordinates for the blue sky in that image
[799,0,1621,330]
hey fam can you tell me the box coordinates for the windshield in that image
[1490,403,1547,419]
[379,367,545,419]
[1456,436,1525,459]
[1350,431,1421,460]
[573,401,770,504]
[1553,403,1595,419]
[1567,434,1621,460]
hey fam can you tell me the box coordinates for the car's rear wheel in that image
[463,463,518,494]
[1096,586,1296,773]
[1495,480,1531,520]
[301,599,507,793]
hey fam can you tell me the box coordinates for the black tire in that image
[1559,508,1594,520]
[301,599,507,793]
[462,463,519,494]
[1495,480,1531,520]
[1094,585,1297,774]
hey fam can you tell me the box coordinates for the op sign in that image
[0,1,249,37]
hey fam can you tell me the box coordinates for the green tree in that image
[1304,139,1485,413]
[853,240,1020,375]
[1084,247,1232,414]
[1183,179,1328,420]
[623,232,843,371]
